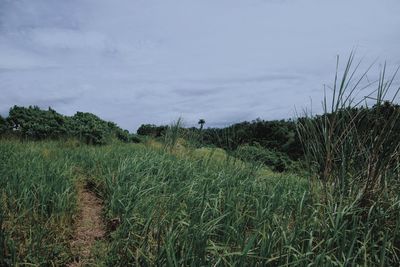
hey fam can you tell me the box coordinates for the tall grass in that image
[297,53,400,202]
[67,142,399,266]
[164,118,184,152]
[1,137,400,265]
[0,141,77,265]
[70,144,310,265]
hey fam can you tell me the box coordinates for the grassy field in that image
[1,138,399,266]
[0,141,76,265]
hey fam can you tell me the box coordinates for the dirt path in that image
[68,183,105,267]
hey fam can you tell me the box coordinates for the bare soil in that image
[68,183,105,267]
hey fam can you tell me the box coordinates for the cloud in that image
[0,0,399,131]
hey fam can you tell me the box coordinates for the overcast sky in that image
[1,0,399,131]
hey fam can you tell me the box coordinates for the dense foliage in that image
[137,102,400,174]
[1,106,136,145]
[235,144,297,172]
[201,119,302,159]
[137,119,303,163]
[137,124,168,137]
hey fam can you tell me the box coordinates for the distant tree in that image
[4,106,132,144]
[7,106,68,139]
[198,119,205,131]
[137,124,167,137]
[198,118,303,159]
[70,112,113,145]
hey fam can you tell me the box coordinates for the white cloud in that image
[0,0,399,130]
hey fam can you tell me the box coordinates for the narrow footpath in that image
[68,182,105,267]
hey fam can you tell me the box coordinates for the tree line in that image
[137,118,302,158]
[2,102,399,172]
[0,106,139,145]
[136,102,400,172]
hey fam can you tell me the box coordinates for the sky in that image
[0,0,399,131]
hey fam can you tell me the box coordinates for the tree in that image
[137,124,167,137]
[4,106,132,144]
[7,106,68,139]
[198,119,205,131]
[70,112,115,145]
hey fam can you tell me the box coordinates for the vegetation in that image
[1,136,399,265]
[1,105,139,145]
[198,119,206,131]
[0,141,76,265]
[137,124,168,137]
[298,55,400,203]
[200,119,302,160]
[235,144,298,172]
[137,119,302,160]
[1,55,400,266]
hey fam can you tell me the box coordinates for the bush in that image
[235,144,293,172]
[137,124,167,137]
[128,134,141,143]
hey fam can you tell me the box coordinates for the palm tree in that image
[198,119,205,131]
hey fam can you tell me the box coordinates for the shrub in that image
[137,124,167,137]
[236,144,293,172]
[128,134,141,143]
